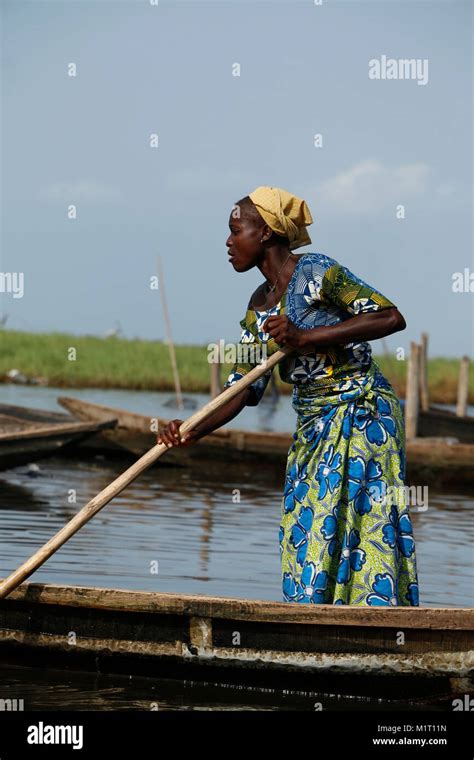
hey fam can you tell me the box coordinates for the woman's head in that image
[226,187,313,272]
[226,196,282,272]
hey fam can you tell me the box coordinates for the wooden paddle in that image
[0,348,291,599]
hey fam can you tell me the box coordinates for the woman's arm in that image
[263,307,406,352]
[157,386,252,447]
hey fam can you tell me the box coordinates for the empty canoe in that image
[0,403,117,471]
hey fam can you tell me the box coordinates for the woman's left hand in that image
[262,315,306,351]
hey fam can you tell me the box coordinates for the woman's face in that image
[226,209,263,272]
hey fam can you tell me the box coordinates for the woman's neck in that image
[258,247,295,289]
[251,251,301,310]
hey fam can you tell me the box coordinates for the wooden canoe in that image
[58,396,474,486]
[58,395,292,464]
[0,403,118,472]
[418,406,474,444]
[0,581,472,701]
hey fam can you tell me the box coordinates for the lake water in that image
[0,454,472,607]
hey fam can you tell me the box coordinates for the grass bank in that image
[0,330,472,404]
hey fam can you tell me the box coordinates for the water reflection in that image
[0,663,449,711]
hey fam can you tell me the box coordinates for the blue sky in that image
[1,0,472,357]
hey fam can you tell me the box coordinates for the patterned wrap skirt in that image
[280,359,420,606]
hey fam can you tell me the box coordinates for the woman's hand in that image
[157,419,199,448]
[262,315,307,351]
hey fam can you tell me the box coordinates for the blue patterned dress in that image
[224,252,419,606]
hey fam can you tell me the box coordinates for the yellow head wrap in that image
[248,186,313,250]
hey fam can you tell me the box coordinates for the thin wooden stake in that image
[157,255,183,410]
[419,332,429,412]
[210,354,221,399]
[0,348,290,600]
[456,355,470,417]
[405,342,420,440]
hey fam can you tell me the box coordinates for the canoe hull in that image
[0,582,472,701]
[418,408,474,444]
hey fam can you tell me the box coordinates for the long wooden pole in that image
[0,348,289,600]
[157,255,184,411]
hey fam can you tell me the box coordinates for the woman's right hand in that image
[157,419,199,448]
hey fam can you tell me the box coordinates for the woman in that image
[158,186,419,607]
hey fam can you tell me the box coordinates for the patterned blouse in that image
[224,252,396,406]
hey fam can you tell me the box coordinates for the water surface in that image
[0,456,471,607]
